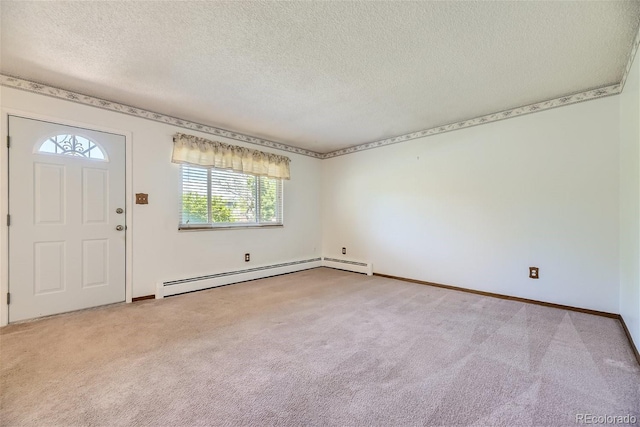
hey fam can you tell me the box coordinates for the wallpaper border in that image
[0,74,324,159]
[320,84,621,158]
[0,75,622,160]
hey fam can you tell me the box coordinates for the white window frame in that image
[179,165,283,230]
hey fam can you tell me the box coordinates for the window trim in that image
[179,165,284,231]
[178,224,284,232]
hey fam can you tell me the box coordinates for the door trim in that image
[0,108,134,326]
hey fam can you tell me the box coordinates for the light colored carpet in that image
[1,267,638,426]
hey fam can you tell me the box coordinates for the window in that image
[180,165,283,229]
[37,134,107,160]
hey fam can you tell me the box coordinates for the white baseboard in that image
[156,258,322,298]
[321,257,373,276]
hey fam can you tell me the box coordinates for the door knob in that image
[116,208,124,214]
[116,225,124,231]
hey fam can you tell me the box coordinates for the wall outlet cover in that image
[529,267,539,279]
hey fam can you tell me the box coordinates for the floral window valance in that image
[171,133,291,180]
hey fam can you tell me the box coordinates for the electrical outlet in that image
[135,193,148,204]
[342,247,346,255]
[529,267,539,279]
[245,253,250,262]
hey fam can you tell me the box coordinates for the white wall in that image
[0,87,323,305]
[322,96,620,313]
[0,77,630,325]
[620,46,640,351]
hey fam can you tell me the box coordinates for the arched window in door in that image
[36,134,108,161]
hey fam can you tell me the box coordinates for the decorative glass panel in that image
[37,134,107,161]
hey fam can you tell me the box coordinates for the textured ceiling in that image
[1,1,639,154]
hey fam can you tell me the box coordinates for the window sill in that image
[178,224,283,231]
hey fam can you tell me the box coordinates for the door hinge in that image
[6,293,10,305]
[6,136,10,148]
[6,214,10,226]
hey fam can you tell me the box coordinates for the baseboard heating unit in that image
[322,257,373,276]
[156,258,322,298]
[156,256,373,299]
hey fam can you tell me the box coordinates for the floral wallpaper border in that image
[320,84,621,159]
[620,23,640,92]
[0,75,323,159]
[0,74,623,160]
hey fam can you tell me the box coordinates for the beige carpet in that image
[1,267,638,426]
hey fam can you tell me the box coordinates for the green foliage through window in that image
[182,193,232,224]
[180,166,282,228]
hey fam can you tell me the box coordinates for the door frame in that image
[0,108,134,326]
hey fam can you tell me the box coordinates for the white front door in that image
[8,116,126,322]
